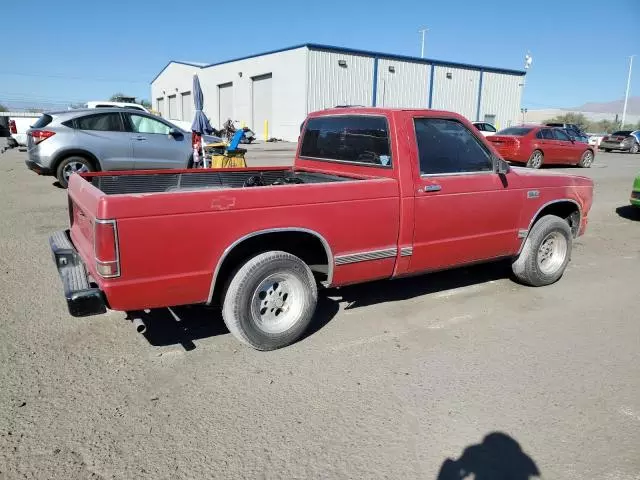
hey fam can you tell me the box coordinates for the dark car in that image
[545,123,589,143]
[599,130,640,153]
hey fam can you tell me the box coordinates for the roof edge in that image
[150,60,205,84]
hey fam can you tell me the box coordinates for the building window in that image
[300,115,391,167]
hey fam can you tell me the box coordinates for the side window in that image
[300,115,391,167]
[473,123,484,131]
[485,124,497,133]
[536,130,543,139]
[414,118,493,175]
[128,114,171,135]
[553,129,570,141]
[75,113,123,132]
[541,129,554,140]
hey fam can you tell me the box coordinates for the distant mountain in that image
[572,97,640,115]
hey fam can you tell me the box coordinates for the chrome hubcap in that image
[537,231,567,275]
[63,162,89,181]
[530,152,542,168]
[583,151,593,166]
[251,273,304,334]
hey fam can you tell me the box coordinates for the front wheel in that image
[526,150,544,169]
[222,251,318,350]
[56,156,94,188]
[630,143,639,154]
[512,215,572,287]
[578,150,594,168]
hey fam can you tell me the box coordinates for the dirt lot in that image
[1,148,639,479]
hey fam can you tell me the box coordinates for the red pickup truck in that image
[50,107,594,350]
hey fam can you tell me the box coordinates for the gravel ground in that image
[1,148,639,479]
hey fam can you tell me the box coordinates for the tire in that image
[630,143,639,154]
[56,156,94,188]
[512,215,573,287]
[222,251,318,351]
[578,149,594,168]
[526,150,544,169]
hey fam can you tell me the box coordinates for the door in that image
[252,73,273,137]
[125,113,190,169]
[552,128,578,162]
[408,117,523,273]
[73,112,132,170]
[218,82,233,127]
[536,128,559,161]
[181,92,192,121]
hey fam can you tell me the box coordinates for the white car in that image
[472,122,497,137]
[85,101,149,112]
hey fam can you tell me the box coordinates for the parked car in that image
[487,126,595,169]
[25,108,202,188]
[631,173,640,208]
[472,122,497,137]
[545,123,589,143]
[48,107,594,351]
[5,113,41,146]
[599,130,640,153]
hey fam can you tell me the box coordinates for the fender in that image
[517,198,582,255]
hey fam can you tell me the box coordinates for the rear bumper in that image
[49,230,107,317]
[599,142,628,150]
[631,192,640,207]
[25,159,53,175]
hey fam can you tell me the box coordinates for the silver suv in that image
[26,108,195,187]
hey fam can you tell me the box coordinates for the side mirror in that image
[169,128,183,139]
[495,157,510,175]
[569,136,576,143]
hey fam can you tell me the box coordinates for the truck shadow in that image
[140,261,510,351]
[437,431,540,479]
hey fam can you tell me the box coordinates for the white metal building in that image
[151,44,526,141]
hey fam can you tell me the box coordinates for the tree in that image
[139,99,152,108]
[0,104,7,112]
[109,92,127,101]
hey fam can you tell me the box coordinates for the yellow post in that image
[264,120,269,141]
[241,121,246,128]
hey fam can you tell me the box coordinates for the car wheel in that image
[222,251,318,351]
[630,143,639,154]
[56,156,94,188]
[511,215,573,287]
[526,150,544,169]
[578,150,594,168]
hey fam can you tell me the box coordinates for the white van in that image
[85,101,150,113]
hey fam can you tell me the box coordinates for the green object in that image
[631,174,640,207]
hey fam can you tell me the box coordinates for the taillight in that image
[9,120,16,134]
[30,130,55,145]
[94,220,120,278]
[602,136,609,141]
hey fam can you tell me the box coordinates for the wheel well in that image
[52,150,101,174]
[211,231,330,304]
[532,201,580,237]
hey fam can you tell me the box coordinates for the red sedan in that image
[487,126,595,168]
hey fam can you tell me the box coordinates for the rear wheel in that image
[630,143,639,154]
[56,156,94,188]
[512,215,572,287]
[526,150,544,169]
[578,150,594,168]
[222,251,318,351]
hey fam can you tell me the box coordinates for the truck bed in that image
[89,168,356,195]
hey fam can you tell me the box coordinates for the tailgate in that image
[67,174,105,279]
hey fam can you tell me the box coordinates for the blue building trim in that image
[372,58,379,107]
[476,70,484,121]
[428,64,435,108]
[151,43,526,84]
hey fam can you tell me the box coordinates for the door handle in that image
[418,184,442,193]
[133,136,147,141]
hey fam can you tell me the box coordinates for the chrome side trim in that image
[334,247,398,265]
[517,199,582,255]
[206,228,334,304]
[400,246,413,257]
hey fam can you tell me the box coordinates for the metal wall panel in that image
[181,92,192,121]
[376,59,430,108]
[431,66,480,120]
[218,83,234,126]
[168,95,177,119]
[307,50,374,112]
[479,72,523,129]
[252,73,273,137]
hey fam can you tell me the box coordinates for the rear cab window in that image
[300,115,392,167]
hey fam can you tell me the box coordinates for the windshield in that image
[611,131,632,136]
[497,127,533,136]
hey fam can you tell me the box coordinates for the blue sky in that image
[2,0,638,110]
